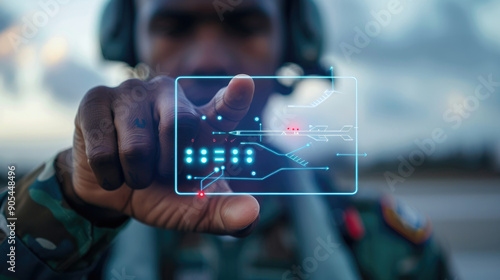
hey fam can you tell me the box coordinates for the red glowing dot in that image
[287,127,290,130]
[198,191,205,197]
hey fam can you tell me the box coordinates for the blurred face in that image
[135,0,284,114]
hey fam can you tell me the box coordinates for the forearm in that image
[0,153,129,273]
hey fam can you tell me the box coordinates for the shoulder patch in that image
[381,195,432,244]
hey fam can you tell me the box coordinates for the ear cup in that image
[99,0,138,66]
[283,0,324,72]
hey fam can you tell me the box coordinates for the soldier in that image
[0,0,453,279]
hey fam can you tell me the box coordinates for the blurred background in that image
[0,0,499,278]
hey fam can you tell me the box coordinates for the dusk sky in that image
[1,0,500,172]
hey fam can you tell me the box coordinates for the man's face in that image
[135,0,284,110]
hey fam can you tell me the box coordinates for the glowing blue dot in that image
[246,149,253,155]
[186,149,193,155]
[201,157,207,163]
[221,165,225,170]
[201,115,207,120]
[186,175,192,180]
[232,157,238,163]
[251,171,256,176]
[201,149,207,155]
[214,167,220,172]
[254,117,260,122]
[232,149,238,155]
[246,157,253,163]
[186,157,193,163]
[217,115,222,121]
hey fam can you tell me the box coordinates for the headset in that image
[98,5,357,277]
[99,0,326,77]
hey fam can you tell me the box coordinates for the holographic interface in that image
[175,74,358,196]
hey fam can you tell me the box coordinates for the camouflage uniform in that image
[0,157,453,279]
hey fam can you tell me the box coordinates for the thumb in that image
[216,194,260,236]
[198,74,254,131]
[199,179,260,235]
[178,191,260,236]
[188,179,260,236]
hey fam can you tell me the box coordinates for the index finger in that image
[198,74,254,132]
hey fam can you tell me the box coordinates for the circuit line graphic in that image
[194,142,329,190]
[200,167,225,191]
[174,75,359,196]
[195,167,329,186]
[240,142,311,166]
[288,89,343,108]
[213,125,353,142]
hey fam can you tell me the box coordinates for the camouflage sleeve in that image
[0,156,129,276]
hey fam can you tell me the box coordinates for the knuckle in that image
[87,148,118,168]
[150,75,175,87]
[117,79,157,105]
[118,78,145,90]
[77,86,114,125]
[145,76,175,95]
[80,86,112,108]
[178,110,200,129]
[119,141,156,161]
[158,116,175,137]
[158,109,199,139]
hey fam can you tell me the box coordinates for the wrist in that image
[55,149,129,228]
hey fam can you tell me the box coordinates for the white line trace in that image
[213,125,354,142]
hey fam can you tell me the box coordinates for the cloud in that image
[42,59,105,104]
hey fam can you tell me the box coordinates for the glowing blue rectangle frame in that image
[175,76,358,196]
